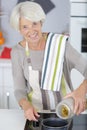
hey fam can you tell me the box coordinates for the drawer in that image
[71,3,87,16]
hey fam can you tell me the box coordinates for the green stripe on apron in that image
[51,35,64,90]
[61,74,66,96]
[27,91,33,103]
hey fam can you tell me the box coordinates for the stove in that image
[24,113,73,130]
[24,113,87,130]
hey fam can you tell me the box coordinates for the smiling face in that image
[19,17,43,46]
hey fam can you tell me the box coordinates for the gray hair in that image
[10,1,46,31]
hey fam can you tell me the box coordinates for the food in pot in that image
[61,105,69,117]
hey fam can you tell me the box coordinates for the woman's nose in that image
[28,25,34,33]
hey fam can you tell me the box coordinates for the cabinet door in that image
[3,66,14,87]
[0,67,3,85]
[0,89,3,108]
[3,87,20,109]
[3,66,20,109]
[0,63,20,109]
[0,67,4,108]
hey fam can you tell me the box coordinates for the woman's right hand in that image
[24,104,40,121]
[19,98,40,121]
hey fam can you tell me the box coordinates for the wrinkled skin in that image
[64,80,87,115]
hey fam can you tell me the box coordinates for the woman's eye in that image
[23,26,27,29]
[33,22,38,26]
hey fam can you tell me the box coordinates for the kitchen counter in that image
[0,109,86,130]
[0,109,26,130]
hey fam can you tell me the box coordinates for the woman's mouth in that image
[29,32,38,40]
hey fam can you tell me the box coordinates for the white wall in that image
[1,0,70,47]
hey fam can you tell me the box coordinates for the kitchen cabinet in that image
[0,59,20,109]
[70,1,87,56]
[0,109,25,130]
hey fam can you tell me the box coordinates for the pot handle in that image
[67,119,73,130]
[32,117,42,127]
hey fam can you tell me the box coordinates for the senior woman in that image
[10,1,87,121]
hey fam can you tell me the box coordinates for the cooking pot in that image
[41,118,70,130]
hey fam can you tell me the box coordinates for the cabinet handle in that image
[6,92,9,109]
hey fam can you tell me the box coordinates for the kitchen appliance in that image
[70,1,87,56]
[70,0,87,98]
[70,0,87,2]
[24,113,72,130]
[24,113,87,130]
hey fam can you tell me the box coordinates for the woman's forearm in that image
[19,98,40,121]
[19,98,32,111]
[81,79,87,94]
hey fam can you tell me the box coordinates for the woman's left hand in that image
[64,80,87,115]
